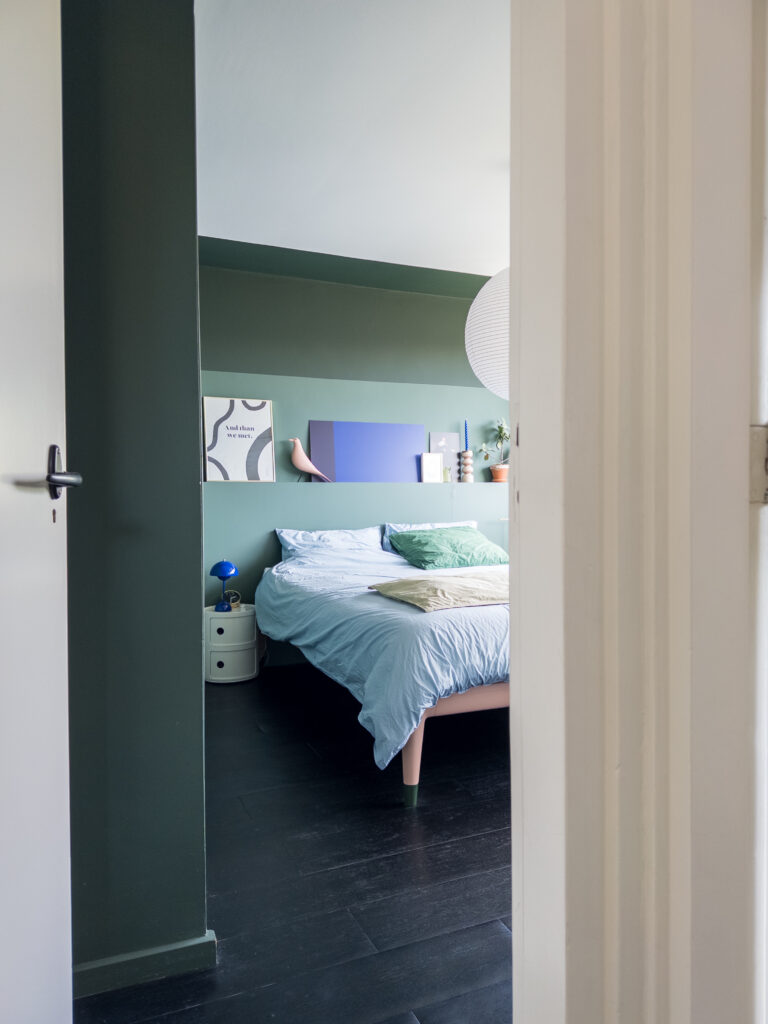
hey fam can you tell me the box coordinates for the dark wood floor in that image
[74,664,512,1024]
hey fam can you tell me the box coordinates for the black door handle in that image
[48,470,83,488]
[47,444,83,499]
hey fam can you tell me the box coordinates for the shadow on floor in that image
[74,664,512,1024]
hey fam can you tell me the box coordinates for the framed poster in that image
[203,397,275,482]
[429,431,461,481]
[420,452,444,483]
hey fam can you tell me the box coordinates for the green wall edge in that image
[199,236,489,299]
[73,931,217,999]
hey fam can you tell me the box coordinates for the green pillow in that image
[389,526,509,570]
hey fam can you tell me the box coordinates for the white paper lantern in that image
[464,267,510,399]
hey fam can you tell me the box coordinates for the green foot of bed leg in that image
[403,784,419,808]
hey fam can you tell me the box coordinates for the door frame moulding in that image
[511,1,757,1021]
[752,3,768,1021]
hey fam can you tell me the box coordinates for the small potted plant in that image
[478,419,511,482]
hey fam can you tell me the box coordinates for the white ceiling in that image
[194,0,510,276]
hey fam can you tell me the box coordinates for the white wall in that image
[194,0,510,275]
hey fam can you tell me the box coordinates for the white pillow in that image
[381,520,478,553]
[276,526,383,563]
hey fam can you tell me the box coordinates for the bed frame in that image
[400,681,510,807]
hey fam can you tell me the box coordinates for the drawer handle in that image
[217,627,224,635]
[216,660,224,669]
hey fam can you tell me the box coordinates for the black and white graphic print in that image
[203,397,275,482]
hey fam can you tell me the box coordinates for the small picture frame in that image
[429,431,461,481]
[203,396,275,482]
[420,452,444,483]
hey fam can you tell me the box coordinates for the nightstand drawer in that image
[206,645,257,683]
[206,611,255,647]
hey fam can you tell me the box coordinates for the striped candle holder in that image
[460,450,474,483]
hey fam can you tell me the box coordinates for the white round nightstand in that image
[204,604,261,684]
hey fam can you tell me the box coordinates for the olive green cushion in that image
[389,526,509,570]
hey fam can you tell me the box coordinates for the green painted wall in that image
[199,237,489,298]
[198,258,511,612]
[199,264,486,386]
[201,370,510,605]
[62,0,213,997]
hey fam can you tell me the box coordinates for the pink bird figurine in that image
[288,437,332,481]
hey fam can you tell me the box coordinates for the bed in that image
[253,524,510,806]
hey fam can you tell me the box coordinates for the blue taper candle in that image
[464,420,468,450]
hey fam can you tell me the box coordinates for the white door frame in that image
[753,6,768,1021]
[511,2,758,1021]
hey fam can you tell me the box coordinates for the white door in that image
[0,2,74,1021]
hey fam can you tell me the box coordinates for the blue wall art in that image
[309,420,425,482]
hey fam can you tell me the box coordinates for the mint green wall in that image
[63,0,213,997]
[201,370,509,605]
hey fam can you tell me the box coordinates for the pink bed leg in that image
[401,718,425,808]
[399,683,510,808]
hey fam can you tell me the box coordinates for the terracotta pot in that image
[490,464,509,483]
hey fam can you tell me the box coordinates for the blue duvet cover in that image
[254,551,509,768]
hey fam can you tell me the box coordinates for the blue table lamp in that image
[210,560,239,612]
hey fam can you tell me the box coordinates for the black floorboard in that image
[74,664,512,1024]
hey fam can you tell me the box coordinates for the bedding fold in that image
[369,570,509,612]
